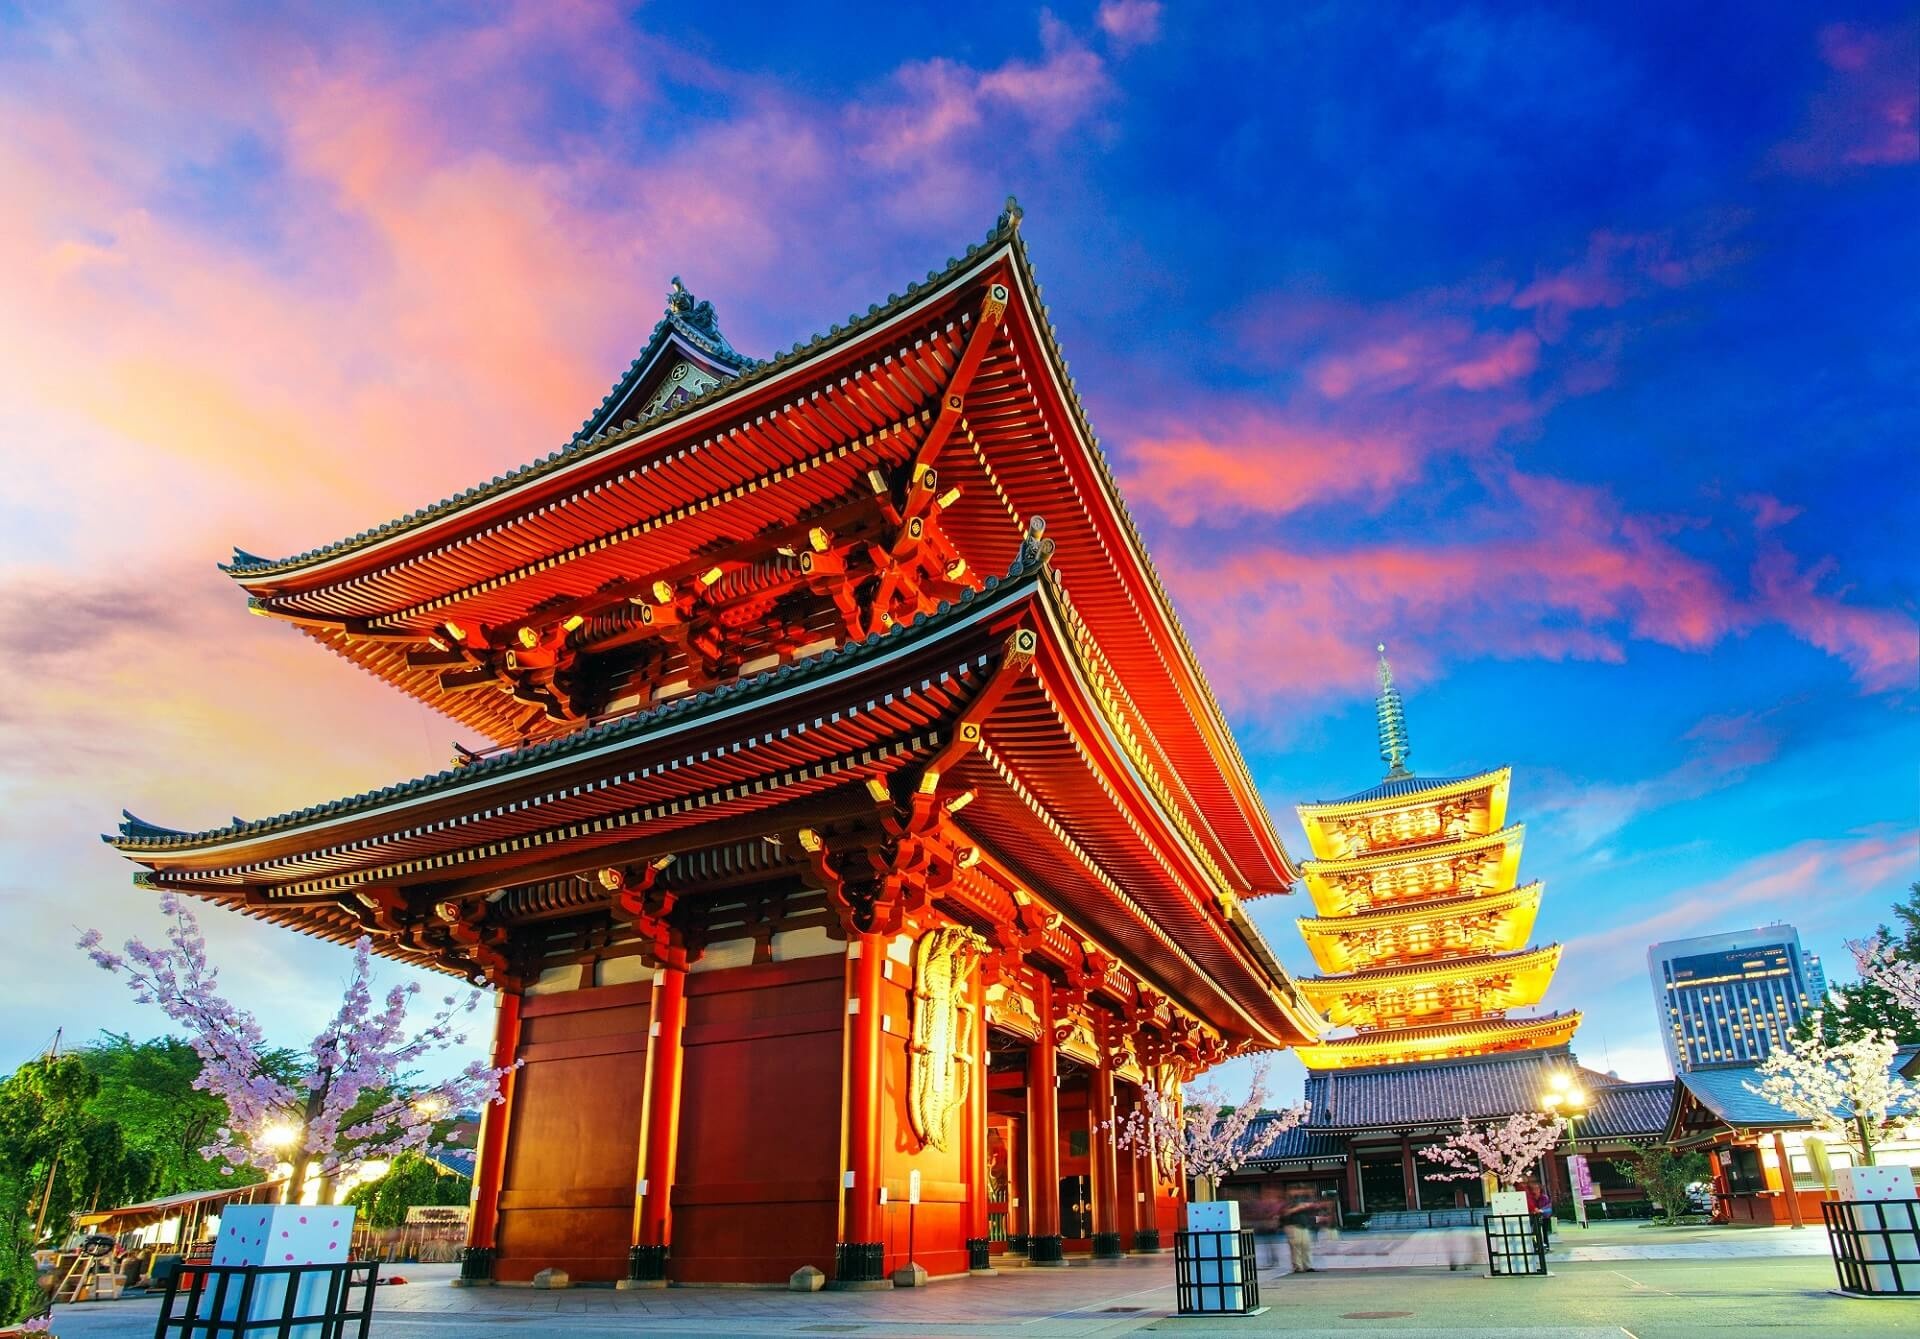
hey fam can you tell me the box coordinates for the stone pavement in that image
[46,1227,1911,1338]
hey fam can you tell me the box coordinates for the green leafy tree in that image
[80,1035,271,1196]
[1802,884,1920,1046]
[0,1054,153,1323]
[343,1152,471,1230]
[1606,1148,1710,1223]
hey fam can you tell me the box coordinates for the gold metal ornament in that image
[908,925,988,1151]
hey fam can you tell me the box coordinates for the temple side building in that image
[1292,648,1579,1070]
[108,204,1319,1289]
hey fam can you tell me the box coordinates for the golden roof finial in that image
[1375,643,1412,779]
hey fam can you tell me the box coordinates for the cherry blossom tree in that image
[1420,1111,1566,1190]
[1108,1060,1309,1190]
[1744,1019,1918,1166]
[1849,933,1920,1015]
[79,894,514,1204]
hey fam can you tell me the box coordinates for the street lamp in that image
[1541,1072,1590,1230]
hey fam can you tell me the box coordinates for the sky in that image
[0,1,1914,1098]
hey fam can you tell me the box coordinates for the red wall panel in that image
[672,957,845,1283]
[495,983,650,1283]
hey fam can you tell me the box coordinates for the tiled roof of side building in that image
[1675,1063,1807,1128]
[1304,1048,1579,1131]
[431,1148,477,1180]
[1239,1116,1350,1168]
[1678,1046,1920,1130]
[1578,1079,1676,1141]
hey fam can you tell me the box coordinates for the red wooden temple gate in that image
[111,202,1319,1288]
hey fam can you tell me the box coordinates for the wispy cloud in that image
[1556,829,1919,999]
[1771,20,1920,174]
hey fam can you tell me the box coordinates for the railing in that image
[1821,1199,1920,1297]
[154,1261,378,1338]
[1482,1214,1547,1277]
[1173,1228,1261,1315]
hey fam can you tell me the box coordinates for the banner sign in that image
[404,1205,471,1227]
[1570,1154,1599,1201]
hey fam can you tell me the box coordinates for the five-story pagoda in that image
[1291,648,1579,1070]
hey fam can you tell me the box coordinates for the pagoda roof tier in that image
[1301,825,1525,916]
[1296,767,1510,861]
[1298,943,1563,1027]
[1294,1012,1582,1071]
[1297,881,1543,974]
[216,203,1292,899]
[109,554,1316,1050]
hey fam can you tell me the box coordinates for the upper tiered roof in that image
[212,202,1293,900]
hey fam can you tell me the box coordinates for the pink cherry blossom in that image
[1420,1111,1566,1190]
[1106,1059,1309,1185]
[1848,933,1920,1014]
[79,896,515,1201]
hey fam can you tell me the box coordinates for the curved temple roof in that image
[213,201,1294,900]
[112,551,1318,1050]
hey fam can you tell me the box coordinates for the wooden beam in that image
[401,788,881,901]
[907,282,1009,484]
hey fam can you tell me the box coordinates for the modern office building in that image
[1648,926,1825,1071]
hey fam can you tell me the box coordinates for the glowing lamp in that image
[261,1122,300,1151]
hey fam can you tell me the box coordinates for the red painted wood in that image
[495,987,649,1282]
[1092,1055,1119,1240]
[845,933,883,1249]
[634,965,687,1250]
[671,958,844,1283]
[1029,976,1061,1240]
[466,991,521,1252]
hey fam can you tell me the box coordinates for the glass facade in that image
[1648,926,1823,1071]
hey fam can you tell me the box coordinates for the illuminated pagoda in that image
[1291,648,1579,1070]
[1209,649,1604,1225]
[108,202,1320,1289]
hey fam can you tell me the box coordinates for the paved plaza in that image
[47,1223,1913,1338]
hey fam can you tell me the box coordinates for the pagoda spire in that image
[1375,643,1411,779]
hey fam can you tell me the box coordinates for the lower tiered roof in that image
[110,550,1318,1051]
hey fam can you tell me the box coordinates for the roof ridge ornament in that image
[662,275,737,355]
[1375,643,1412,779]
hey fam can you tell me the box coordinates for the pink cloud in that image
[1118,413,1424,525]
[1510,226,1743,338]
[1098,0,1164,48]
[1773,21,1920,174]
[1311,322,1539,398]
[1149,465,1913,713]
[855,15,1111,168]
[1750,545,1917,693]
[1558,829,1918,996]
[1739,492,1805,532]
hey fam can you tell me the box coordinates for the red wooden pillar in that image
[839,931,886,1277]
[963,960,991,1270]
[1400,1134,1419,1210]
[625,963,687,1285]
[1090,1045,1121,1256]
[1344,1151,1363,1218]
[1028,974,1065,1263]
[1136,1093,1162,1249]
[461,991,522,1282]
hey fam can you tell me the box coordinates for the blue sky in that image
[0,2,1913,1093]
